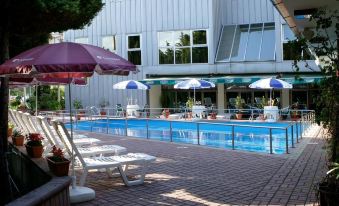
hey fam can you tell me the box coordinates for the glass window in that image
[245,24,263,61]
[230,24,249,61]
[128,35,140,49]
[175,48,190,64]
[74,37,88,44]
[102,36,116,52]
[260,23,275,60]
[174,31,190,46]
[192,47,208,63]
[193,30,207,45]
[159,32,173,47]
[127,35,141,65]
[283,24,296,42]
[216,25,236,62]
[158,30,208,64]
[159,48,174,64]
[128,51,141,65]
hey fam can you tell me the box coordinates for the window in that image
[74,37,88,44]
[158,30,208,64]
[127,35,141,65]
[216,23,276,62]
[282,24,312,60]
[102,36,116,53]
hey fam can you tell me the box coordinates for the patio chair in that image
[280,106,290,120]
[52,120,156,186]
[204,97,212,107]
[115,104,124,117]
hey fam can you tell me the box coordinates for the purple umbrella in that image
[0,42,136,77]
[0,42,136,203]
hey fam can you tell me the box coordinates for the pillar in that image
[217,83,225,114]
[281,89,290,108]
[149,85,162,115]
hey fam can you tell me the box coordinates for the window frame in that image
[127,34,142,65]
[158,29,208,65]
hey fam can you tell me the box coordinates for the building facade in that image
[64,0,320,112]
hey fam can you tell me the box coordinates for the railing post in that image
[296,122,299,141]
[269,128,273,154]
[285,128,289,154]
[197,123,200,145]
[125,118,128,136]
[299,120,303,139]
[169,121,173,142]
[106,114,109,134]
[291,125,295,147]
[146,118,149,139]
[232,125,235,150]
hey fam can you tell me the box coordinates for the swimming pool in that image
[69,119,307,154]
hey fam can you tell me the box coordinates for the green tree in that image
[291,8,338,163]
[0,1,103,204]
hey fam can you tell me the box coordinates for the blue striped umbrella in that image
[174,78,215,104]
[249,78,292,106]
[113,80,150,90]
[113,80,150,105]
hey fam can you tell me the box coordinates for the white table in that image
[192,105,206,118]
[264,106,279,122]
[126,105,140,117]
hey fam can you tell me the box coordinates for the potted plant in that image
[99,98,109,115]
[25,133,44,158]
[235,96,243,120]
[8,122,14,137]
[11,129,25,146]
[46,145,70,176]
[317,162,339,205]
[73,99,84,120]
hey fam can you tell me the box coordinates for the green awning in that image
[141,75,325,85]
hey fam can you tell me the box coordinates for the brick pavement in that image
[74,125,327,206]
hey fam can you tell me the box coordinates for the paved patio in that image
[75,125,327,206]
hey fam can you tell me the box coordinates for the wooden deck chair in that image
[52,120,156,186]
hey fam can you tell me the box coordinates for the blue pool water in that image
[68,119,307,154]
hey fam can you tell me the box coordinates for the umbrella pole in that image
[68,81,95,203]
[270,89,272,106]
[194,87,196,105]
[35,85,38,116]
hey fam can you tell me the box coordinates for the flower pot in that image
[100,111,107,116]
[25,144,44,158]
[317,182,339,206]
[8,128,13,137]
[12,135,25,146]
[236,113,243,120]
[47,157,70,176]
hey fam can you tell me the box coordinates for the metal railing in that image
[39,107,315,154]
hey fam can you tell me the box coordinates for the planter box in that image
[47,157,70,176]
[25,144,44,158]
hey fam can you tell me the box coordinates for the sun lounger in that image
[36,116,101,147]
[52,121,156,186]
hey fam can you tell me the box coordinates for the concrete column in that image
[149,85,162,114]
[281,89,290,108]
[217,83,225,114]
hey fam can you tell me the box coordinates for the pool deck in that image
[74,124,327,206]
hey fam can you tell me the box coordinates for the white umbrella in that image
[113,80,150,104]
[174,79,215,105]
[249,77,292,106]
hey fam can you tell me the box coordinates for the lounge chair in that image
[115,104,124,117]
[35,116,101,146]
[9,109,21,130]
[52,121,156,186]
